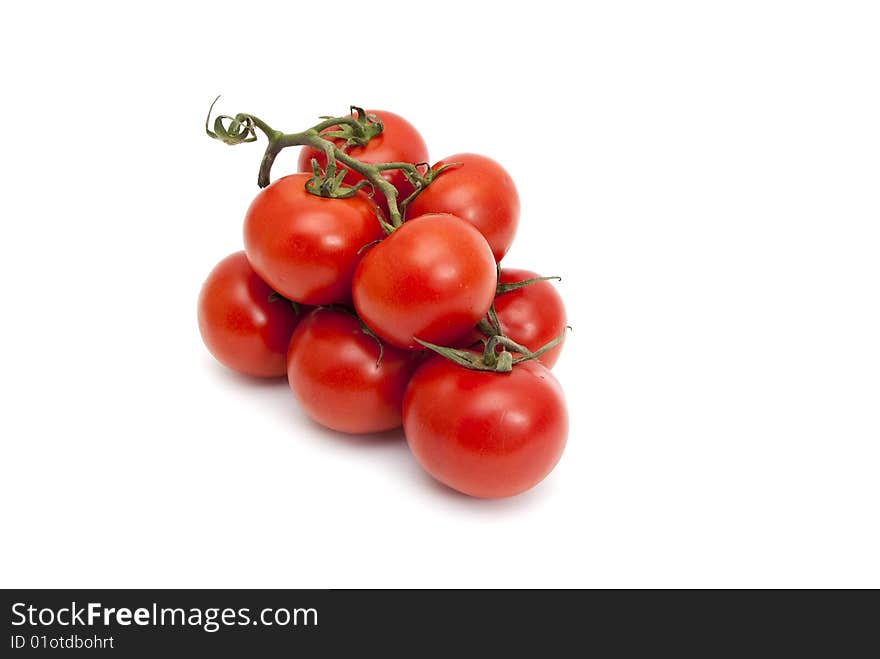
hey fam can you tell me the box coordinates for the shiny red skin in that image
[297,110,429,219]
[198,251,302,377]
[352,213,497,350]
[243,173,383,305]
[287,308,419,434]
[494,268,567,368]
[403,357,568,498]
[407,153,520,262]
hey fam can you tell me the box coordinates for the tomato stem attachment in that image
[267,291,302,315]
[496,275,561,295]
[472,273,565,340]
[205,98,448,229]
[415,328,568,374]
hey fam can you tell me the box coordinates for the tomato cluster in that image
[199,107,569,498]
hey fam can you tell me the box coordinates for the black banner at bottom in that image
[1,589,873,655]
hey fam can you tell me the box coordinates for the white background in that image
[1,1,878,588]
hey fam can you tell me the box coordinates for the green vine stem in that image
[205,97,452,230]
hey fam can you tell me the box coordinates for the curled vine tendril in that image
[205,97,453,229]
[205,96,257,145]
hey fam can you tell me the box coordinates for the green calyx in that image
[495,274,561,295]
[417,270,568,373]
[416,330,567,374]
[473,272,563,338]
[205,98,454,230]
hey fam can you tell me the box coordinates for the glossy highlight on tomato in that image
[243,173,383,305]
[198,251,302,377]
[352,213,497,350]
[408,153,519,262]
[287,308,420,434]
[403,356,568,498]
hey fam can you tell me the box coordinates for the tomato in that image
[403,357,568,498]
[297,109,429,218]
[407,153,519,262]
[243,173,383,305]
[352,213,497,350]
[198,251,303,377]
[493,268,567,368]
[286,308,420,434]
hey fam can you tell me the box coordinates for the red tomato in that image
[352,213,497,350]
[243,173,383,305]
[287,308,420,434]
[494,268,567,368]
[297,110,429,218]
[198,251,303,377]
[407,153,520,262]
[403,357,568,498]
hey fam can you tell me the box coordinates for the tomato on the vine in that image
[286,308,421,434]
[297,110,428,218]
[202,98,572,498]
[407,153,519,262]
[403,356,568,498]
[243,173,383,305]
[352,213,497,350]
[493,268,567,368]
[198,251,303,377]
